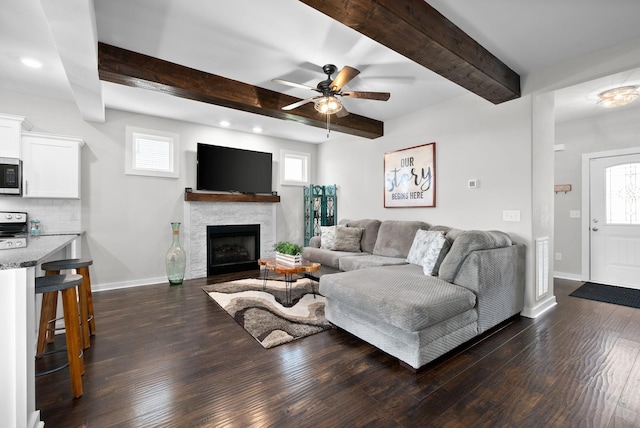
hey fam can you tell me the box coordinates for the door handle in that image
[592,227,599,232]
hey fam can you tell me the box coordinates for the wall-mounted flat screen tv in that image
[196,143,273,194]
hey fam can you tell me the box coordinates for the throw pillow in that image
[320,226,337,249]
[406,229,434,265]
[431,239,452,276]
[332,226,363,252]
[421,231,448,276]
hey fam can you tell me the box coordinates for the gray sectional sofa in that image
[302,219,525,370]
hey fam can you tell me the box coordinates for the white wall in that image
[319,94,532,233]
[0,90,317,289]
[554,108,640,278]
[317,92,551,316]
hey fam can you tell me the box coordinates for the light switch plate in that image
[503,210,521,222]
[468,179,479,189]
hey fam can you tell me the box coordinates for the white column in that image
[0,267,43,428]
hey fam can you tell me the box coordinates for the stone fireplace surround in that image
[183,200,276,279]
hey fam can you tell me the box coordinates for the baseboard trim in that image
[553,271,583,281]
[521,295,557,319]
[93,276,168,292]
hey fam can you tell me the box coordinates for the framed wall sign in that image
[384,142,436,208]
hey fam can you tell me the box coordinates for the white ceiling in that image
[2,0,640,143]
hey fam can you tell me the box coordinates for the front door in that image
[589,153,640,289]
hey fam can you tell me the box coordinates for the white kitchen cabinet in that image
[0,114,32,158]
[22,131,84,198]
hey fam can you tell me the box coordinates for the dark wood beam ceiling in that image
[299,0,521,104]
[97,43,383,139]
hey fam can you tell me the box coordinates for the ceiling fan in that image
[273,64,391,117]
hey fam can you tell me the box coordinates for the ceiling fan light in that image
[314,96,342,115]
[597,86,639,108]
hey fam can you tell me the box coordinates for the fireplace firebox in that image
[207,224,260,275]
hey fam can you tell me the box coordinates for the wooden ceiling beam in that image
[97,43,383,139]
[299,0,521,104]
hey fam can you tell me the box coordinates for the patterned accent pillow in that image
[431,239,451,276]
[406,229,437,265]
[332,226,363,252]
[406,230,448,276]
[320,226,337,249]
[421,232,448,276]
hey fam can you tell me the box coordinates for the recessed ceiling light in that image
[20,57,43,69]
[252,126,263,133]
[219,120,230,127]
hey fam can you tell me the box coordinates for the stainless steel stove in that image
[0,211,28,249]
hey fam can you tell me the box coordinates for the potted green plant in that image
[274,241,303,266]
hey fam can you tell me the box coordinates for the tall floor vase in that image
[166,222,186,286]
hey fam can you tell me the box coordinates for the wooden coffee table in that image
[257,258,321,304]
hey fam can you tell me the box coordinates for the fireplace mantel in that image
[184,191,280,203]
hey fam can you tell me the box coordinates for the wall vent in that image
[536,237,550,299]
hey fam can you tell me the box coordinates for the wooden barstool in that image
[35,274,84,398]
[38,258,95,351]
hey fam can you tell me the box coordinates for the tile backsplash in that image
[0,197,81,233]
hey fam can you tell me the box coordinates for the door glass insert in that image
[606,163,640,224]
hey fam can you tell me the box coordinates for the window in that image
[605,162,640,224]
[280,149,310,186]
[125,126,179,178]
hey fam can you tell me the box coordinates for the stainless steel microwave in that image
[0,158,22,196]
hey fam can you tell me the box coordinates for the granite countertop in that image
[0,233,81,270]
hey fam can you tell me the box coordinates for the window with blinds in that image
[125,127,179,178]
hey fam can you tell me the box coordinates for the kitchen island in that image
[0,233,81,428]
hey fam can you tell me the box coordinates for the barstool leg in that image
[37,291,57,354]
[77,272,90,348]
[44,269,59,344]
[61,286,84,398]
[78,266,95,342]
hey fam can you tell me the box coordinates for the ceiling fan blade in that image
[330,66,360,92]
[336,106,349,118]
[272,78,318,91]
[341,91,390,101]
[281,97,316,111]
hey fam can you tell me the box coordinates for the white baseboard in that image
[554,271,584,281]
[521,295,557,319]
[93,276,168,292]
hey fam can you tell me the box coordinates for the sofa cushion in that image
[429,225,452,234]
[444,228,464,242]
[301,247,364,269]
[320,264,476,332]
[320,226,337,249]
[339,254,407,271]
[438,230,513,283]
[342,219,382,254]
[332,226,363,252]
[372,220,430,258]
[308,235,321,248]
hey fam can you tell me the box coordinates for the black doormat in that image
[569,282,640,309]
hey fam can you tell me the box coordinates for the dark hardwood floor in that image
[35,275,640,427]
